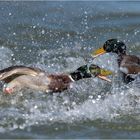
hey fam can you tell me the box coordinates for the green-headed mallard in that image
[92,39,140,83]
[0,64,112,94]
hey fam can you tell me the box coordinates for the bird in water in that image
[0,64,112,94]
[92,39,140,83]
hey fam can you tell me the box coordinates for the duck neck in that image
[69,65,92,81]
[117,52,126,66]
[118,51,126,56]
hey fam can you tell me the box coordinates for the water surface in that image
[0,1,140,139]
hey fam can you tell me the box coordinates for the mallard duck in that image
[92,39,140,83]
[0,64,112,94]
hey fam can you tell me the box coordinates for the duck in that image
[92,39,140,83]
[0,64,112,94]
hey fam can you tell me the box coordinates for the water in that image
[0,1,140,139]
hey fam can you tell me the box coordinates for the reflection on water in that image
[0,1,140,139]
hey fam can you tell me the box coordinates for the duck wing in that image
[0,65,45,83]
[120,55,140,74]
[120,64,140,74]
[121,55,140,65]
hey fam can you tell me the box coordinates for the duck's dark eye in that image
[89,69,100,76]
[89,65,100,76]
[103,43,113,52]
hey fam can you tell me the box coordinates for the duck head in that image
[89,64,113,82]
[70,64,113,82]
[92,39,127,58]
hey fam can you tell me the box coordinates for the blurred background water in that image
[0,1,140,139]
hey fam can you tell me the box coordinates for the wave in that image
[0,46,139,134]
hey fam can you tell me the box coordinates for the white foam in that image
[0,45,139,133]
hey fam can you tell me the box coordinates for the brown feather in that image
[121,55,140,65]
[120,55,140,74]
[48,74,72,92]
[120,64,140,74]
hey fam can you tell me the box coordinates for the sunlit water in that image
[0,1,140,139]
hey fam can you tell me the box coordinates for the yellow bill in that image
[100,68,113,76]
[98,68,113,83]
[91,47,106,58]
[88,64,113,83]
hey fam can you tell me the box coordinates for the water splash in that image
[0,45,139,133]
[0,46,13,69]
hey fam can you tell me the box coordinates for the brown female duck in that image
[0,64,112,94]
[92,39,140,83]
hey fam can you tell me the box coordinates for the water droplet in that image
[92,100,96,104]
[11,53,14,57]
[33,25,36,29]
[41,30,45,34]
[84,11,87,14]
[89,95,93,99]
[98,95,101,99]
[34,105,38,109]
